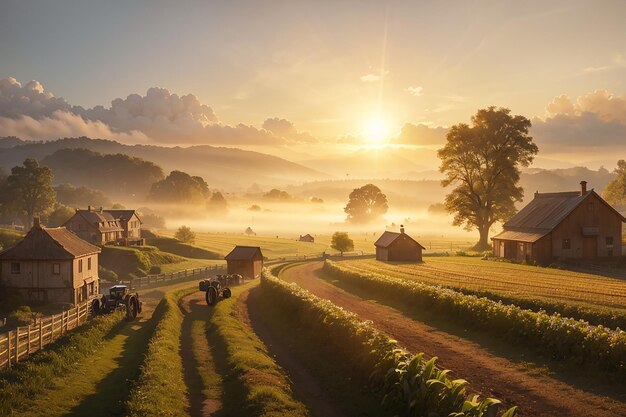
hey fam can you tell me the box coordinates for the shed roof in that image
[0,225,101,260]
[224,246,263,260]
[75,210,124,232]
[375,231,426,249]
[491,229,551,243]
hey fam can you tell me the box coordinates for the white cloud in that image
[262,117,316,143]
[360,70,389,83]
[391,123,448,146]
[407,86,423,96]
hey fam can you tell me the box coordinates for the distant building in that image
[63,206,142,246]
[225,246,264,279]
[492,181,625,264]
[0,219,101,304]
[375,226,425,262]
[299,234,315,243]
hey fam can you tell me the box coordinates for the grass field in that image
[157,230,475,259]
[336,257,626,317]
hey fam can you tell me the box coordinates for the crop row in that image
[324,260,626,373]
[0,309,125,415]
[338,258,626,328]
[261,267,517,417]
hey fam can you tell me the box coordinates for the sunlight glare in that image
[364,118,389,144]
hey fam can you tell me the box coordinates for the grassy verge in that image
[126,286,196,417]
[324,260,626,373]
[0,311,125,415]
[262,267,515,417]
[210,281,308,417]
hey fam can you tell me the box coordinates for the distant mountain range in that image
[0,137,329,190]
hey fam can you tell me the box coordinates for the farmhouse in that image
[225,246,264,279]
[492,181,625,264]
[299,234,315,243]
[63,206,143,246]
[0,219,101,304]
[375,226,425,262]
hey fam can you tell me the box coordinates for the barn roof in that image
[224,246,263,260]
[375,231,426,249]
[493,189,626,243]
[0,225,101,260]
[105,210,141,223]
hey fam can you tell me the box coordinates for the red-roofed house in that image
[0,219,101,304]
[492,181,625,263]
[375,226,425,262]
[224,246,263,279]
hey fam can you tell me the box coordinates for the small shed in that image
[299,234,314,243]
[224,246,264,279]
[375,226,425,262]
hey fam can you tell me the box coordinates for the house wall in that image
[120,214,142,240]
[376,247,389,261]
[226,257,263,279]
[64,214,103,244]
[376,235,422,262]
[551,194,622,260]
[532,235,553,264]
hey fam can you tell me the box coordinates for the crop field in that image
[336,257,626,317]
[157,230,475,259]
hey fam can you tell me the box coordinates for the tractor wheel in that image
[125,296,138,321]
[222,288,232,299]
[91,298,101,315]
[205,286,218,306]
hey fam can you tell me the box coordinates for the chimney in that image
[88,205,93,212]
[400,224,405,234]
[580,180,587,196]
[99,206,103,213]
[33,217,40,228]
[534,190,539,198]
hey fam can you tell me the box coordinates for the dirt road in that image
[281,261,626,417]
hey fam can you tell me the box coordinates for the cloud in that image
[360,70,389,83]
[0,76,308,146]
[391,123,448,146]
[533,90,626,153]
[407,86,423,96]
[262,117,316,143]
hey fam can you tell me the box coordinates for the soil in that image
[240,287,348,417]
[281,261,626,417]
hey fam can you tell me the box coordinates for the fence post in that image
[39,319,43,350]
[15,327,20,363]
[27,324,31,355]
[76,304,80,326]
[7,330,12,369]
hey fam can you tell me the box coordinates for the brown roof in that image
[375,231,426,249]
[499,190,625,237]
[491,229,550,243]
[75,210,124,232]
[0,225,101,260]
[105,210,141,223]
[224,246,263,260]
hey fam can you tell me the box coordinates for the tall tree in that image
[4,158,56,227]
[174,225,196,244]
[602,160,626,208]
[344,184,388,223]
[331,231,354,256]
[438,107,538,250]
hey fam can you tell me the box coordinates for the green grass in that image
[126,287,196,417]
[157,259,225,274]
[0,311,125,416]
[209,281,309,417]
[337,257,626,327]
[146,237,221,260]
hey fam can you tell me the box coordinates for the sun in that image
[364,117,389,144]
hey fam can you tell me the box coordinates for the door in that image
[582,237,597,260]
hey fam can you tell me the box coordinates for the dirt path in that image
[240,286,348,417]
[281,262,626,417]
[179,292,223,417]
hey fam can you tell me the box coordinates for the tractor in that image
[199,274,242,305]
[96,285,143,320]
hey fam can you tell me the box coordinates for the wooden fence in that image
[0,300,92,371]
[130,265,225,289]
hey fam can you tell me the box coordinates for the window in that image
[588,202,595,211]
[78,259,83,273]
[52,263,60,275]
[11,262,20,274]
[562,239,571,249]
[87,257,92,271]
[606,237,614,247]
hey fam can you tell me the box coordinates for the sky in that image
[1,0,626,169]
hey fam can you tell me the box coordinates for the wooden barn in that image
[492,181,625,264]
[299,234,315,243]
[225,246,264,279]
[0,219,101,304]
[375,226,425,262]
